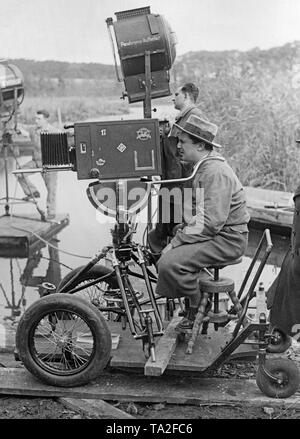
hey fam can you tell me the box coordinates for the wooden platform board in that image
[0,213,70,257]
[144,315,181,376]
[2,318,257,371]
[0,367,299,408]
[59,397,135,419]
[108,321,257,373]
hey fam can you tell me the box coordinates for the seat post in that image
[213,293,219,314]
[214,268,219,281]
[213,268,220,331]
[187,259,242,355]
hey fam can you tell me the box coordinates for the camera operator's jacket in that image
[170,151,250,248]
[156,153,250,301]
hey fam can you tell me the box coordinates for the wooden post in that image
[57,107,63,129]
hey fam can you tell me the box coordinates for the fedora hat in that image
[174,114,222,148]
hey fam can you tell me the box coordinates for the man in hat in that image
[156,114,250,331]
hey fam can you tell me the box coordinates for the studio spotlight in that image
[0,60,24,119]
[106,6,177,105]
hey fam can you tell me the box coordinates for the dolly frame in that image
[58,218,272,371]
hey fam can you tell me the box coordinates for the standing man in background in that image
[17,109,60,220]
[170,82,208,178]
[170,82,206,138]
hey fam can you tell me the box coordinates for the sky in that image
[1,0,300,64]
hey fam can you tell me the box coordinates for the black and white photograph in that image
[0,0,300,423]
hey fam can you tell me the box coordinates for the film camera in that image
[41,118,161,180]
[40,6,177,181]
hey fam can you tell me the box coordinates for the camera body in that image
[41,118,161,180]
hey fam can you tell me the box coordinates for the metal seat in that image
[199,276,235,294]
[186,257,244,354]
[199,257,243,294]
[206,257,243,271]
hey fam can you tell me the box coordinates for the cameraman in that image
[156,115,249,331]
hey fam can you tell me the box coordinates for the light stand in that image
[0,258,25,322]
[0,121,29,215]
[0,121,46,221]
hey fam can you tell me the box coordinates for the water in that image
[0,107,291,348]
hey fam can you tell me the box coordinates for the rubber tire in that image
[16,293,112,387]
[256,358,300,398]
[266,328,292,354]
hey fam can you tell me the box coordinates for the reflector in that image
[107,6,177,103]
[0,60,24,112]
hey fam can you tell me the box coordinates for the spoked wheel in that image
[266,327,292,354]
[16,294,112,387]
[256,358,300,398]
[57,265,119,319]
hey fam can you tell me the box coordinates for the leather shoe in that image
[175,307,199,332]
[175,317,195,332]
[22,191,40,201]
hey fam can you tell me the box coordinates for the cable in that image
[142,204,158,248]
[9,221,92,260]
[38,255,74,271]
[8,182,159,260]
